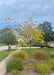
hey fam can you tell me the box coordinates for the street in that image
[0,45,16,51]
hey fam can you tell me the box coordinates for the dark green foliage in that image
[6,58,23,72]
[0,27,17,45]
[39,21,54,42]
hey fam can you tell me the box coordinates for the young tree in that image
[17,18,45,58]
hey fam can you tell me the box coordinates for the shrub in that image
[34,50,46,60]
[25,65,33,71]
[47,58,54,70]
[36,62,52,73]
[40,45,45,48]
[6,58,23,72]
[12,51,28,60]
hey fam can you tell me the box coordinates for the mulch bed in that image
[4,59,47,75]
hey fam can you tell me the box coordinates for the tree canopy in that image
[39,21,54,42]
[0,27,17,45]
[16,18,45,58]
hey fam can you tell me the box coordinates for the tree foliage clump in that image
[0,27,17,45]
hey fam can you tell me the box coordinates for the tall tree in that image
[39,21,53,42]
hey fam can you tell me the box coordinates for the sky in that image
[0,0,54,30]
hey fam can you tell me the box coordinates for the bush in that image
[47,58,54,70]
[6,58,23,72]
[34,50,46,60]
[25,65,33,71]
[36,62,52,73]
[40,45,45,48]
[12,51,28,60]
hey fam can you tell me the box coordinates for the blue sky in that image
[0,0,54,30]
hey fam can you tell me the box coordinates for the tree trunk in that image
[8,45,10,50]
[30,42,31,59]
[8,44,11,50]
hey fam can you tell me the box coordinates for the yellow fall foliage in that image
[18,18,45,45]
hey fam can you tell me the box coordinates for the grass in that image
[0,49,17,61]
[22,48,54,58]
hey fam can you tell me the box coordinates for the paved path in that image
[20,47,40,48]
[51,73,54,75]
[0,45,16,51]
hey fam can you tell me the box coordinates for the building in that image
[47,41,54,47]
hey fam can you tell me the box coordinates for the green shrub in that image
[12,51,28,60]
[34,50,46,60]
[40,45,45,48]
[25,65,33,71]
[36,62,52,73]
[6,58,23,72]
[47,58,54,70]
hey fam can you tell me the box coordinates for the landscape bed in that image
[4,59,45,75]
[4,58,54,75]
[4,48,54,75]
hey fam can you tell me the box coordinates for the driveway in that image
[0,45,16,51]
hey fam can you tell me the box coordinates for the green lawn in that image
[0,49,17,61]
[22,48,54,58]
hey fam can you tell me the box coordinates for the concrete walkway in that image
[0,47,21,75]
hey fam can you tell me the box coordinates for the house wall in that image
[50,43,54,47]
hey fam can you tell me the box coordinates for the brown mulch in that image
[4,59,45,75]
